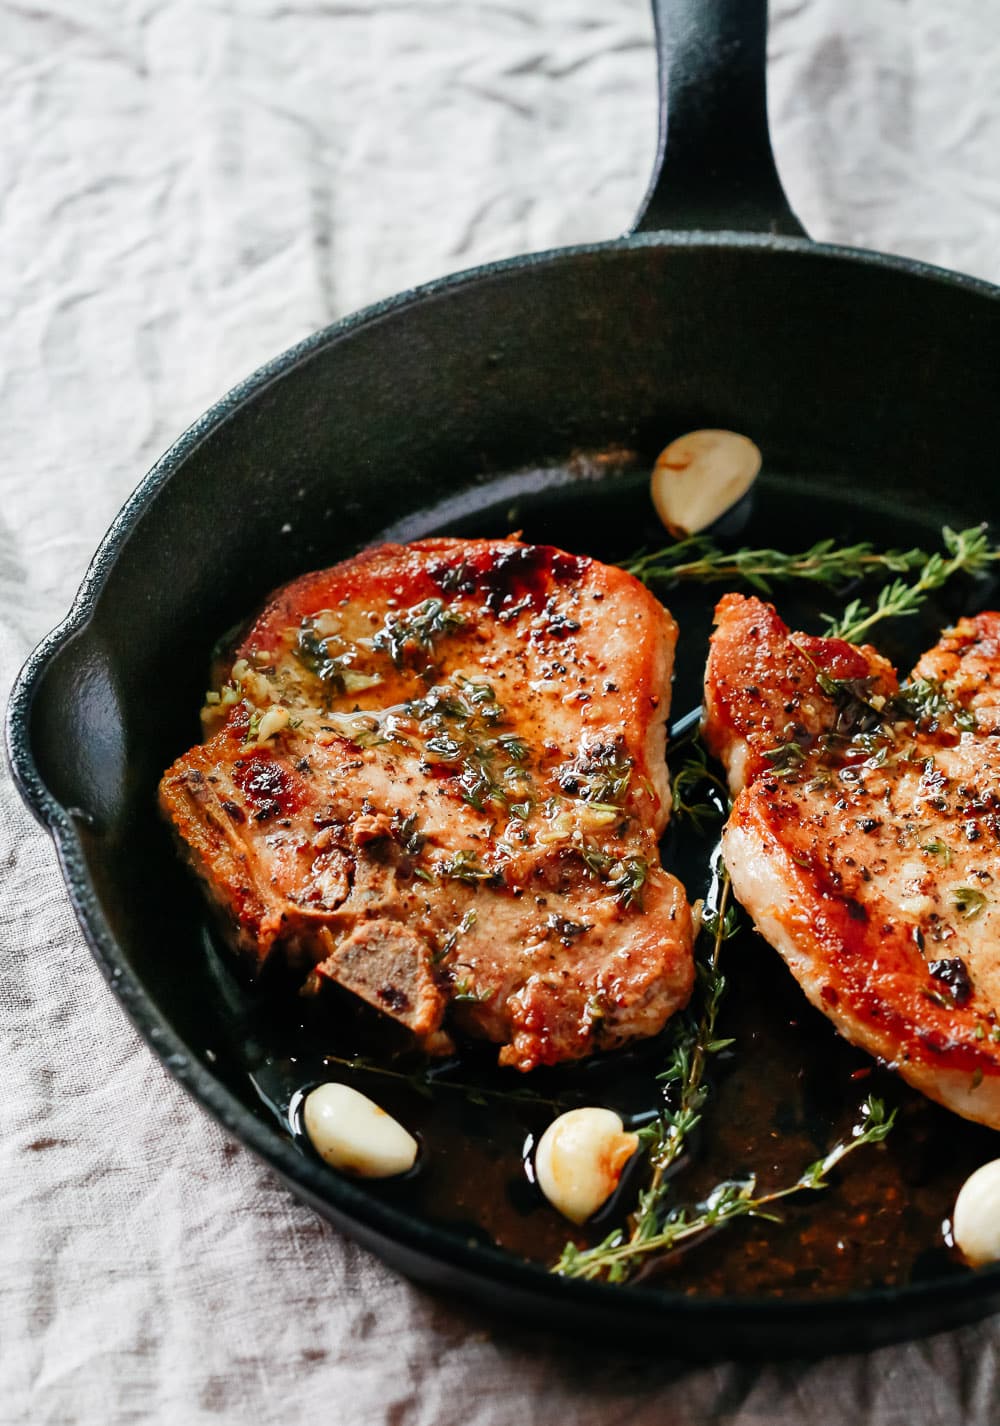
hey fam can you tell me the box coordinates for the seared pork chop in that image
[161,538,694,1070]
[704,593,1000,1129]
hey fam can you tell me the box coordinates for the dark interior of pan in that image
[8,0,1000,1357]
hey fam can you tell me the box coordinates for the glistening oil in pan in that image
[198,463,1000,1298]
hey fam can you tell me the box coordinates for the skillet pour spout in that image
[7,0,1000,1358]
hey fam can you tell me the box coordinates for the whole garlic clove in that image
[953,1158,1000,1267]
[303,1082,418,1179]
[651,429,762,538]
[534,1107,639,1225]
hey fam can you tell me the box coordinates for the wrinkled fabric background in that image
[3,2,1000,1422]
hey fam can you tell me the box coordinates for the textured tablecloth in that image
[4,2,1000,1422]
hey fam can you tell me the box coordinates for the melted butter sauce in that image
[198,465,1000,1299]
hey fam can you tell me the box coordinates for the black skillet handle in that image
[631,0,807,237]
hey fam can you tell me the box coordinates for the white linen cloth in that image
[3,2,1000,1421]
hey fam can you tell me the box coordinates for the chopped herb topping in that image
[451,975,492,1004]
[762,741,807,776]
[293,620,382,696]
[456,676,505,723]
[406,688,470,722]
[921,839,953,865]
[391,812,425,856]
[457,760,506,813]
[581,846,648,907]
[889,679,977,733]
[406,680,531,813]
[373,598,466,667]
[952,886,988,919]
[497,732,529,762]
[555,739,633,806]
[768,641,979,789]
[436,908,478,963]
[439,850,494,884]
[814,674,885,738]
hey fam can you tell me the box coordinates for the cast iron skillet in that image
[8,0,1000,1356]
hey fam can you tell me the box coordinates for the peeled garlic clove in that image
[534,1107,639,1225]
[953,1158,1000,1267]
[651,429,762,538]
[303,1083,418,1179]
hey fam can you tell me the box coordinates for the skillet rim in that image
[8,227,1000,1347]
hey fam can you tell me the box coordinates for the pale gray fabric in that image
[2,2,999,1422]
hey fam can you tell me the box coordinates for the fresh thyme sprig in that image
[319,1053,571,1110]
[625,535,926,593]
[553,1096,896,1283]
[670,739,730,835]
[626,525,1000,648]
[822,525,1000,642]
[553,864,739,1284]
[633,879,738,1208]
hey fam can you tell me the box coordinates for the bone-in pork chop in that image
[703,593,1000,1129]
[160,538,694,1071]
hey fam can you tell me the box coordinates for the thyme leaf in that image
[761,741,807,776]
[952,886,988,919]
[451,975,492,1004]
[438,849,494,884]
[434,908,478,964]
[391,812,425,856]
[793,638,975,757]
[921,839,953,866]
